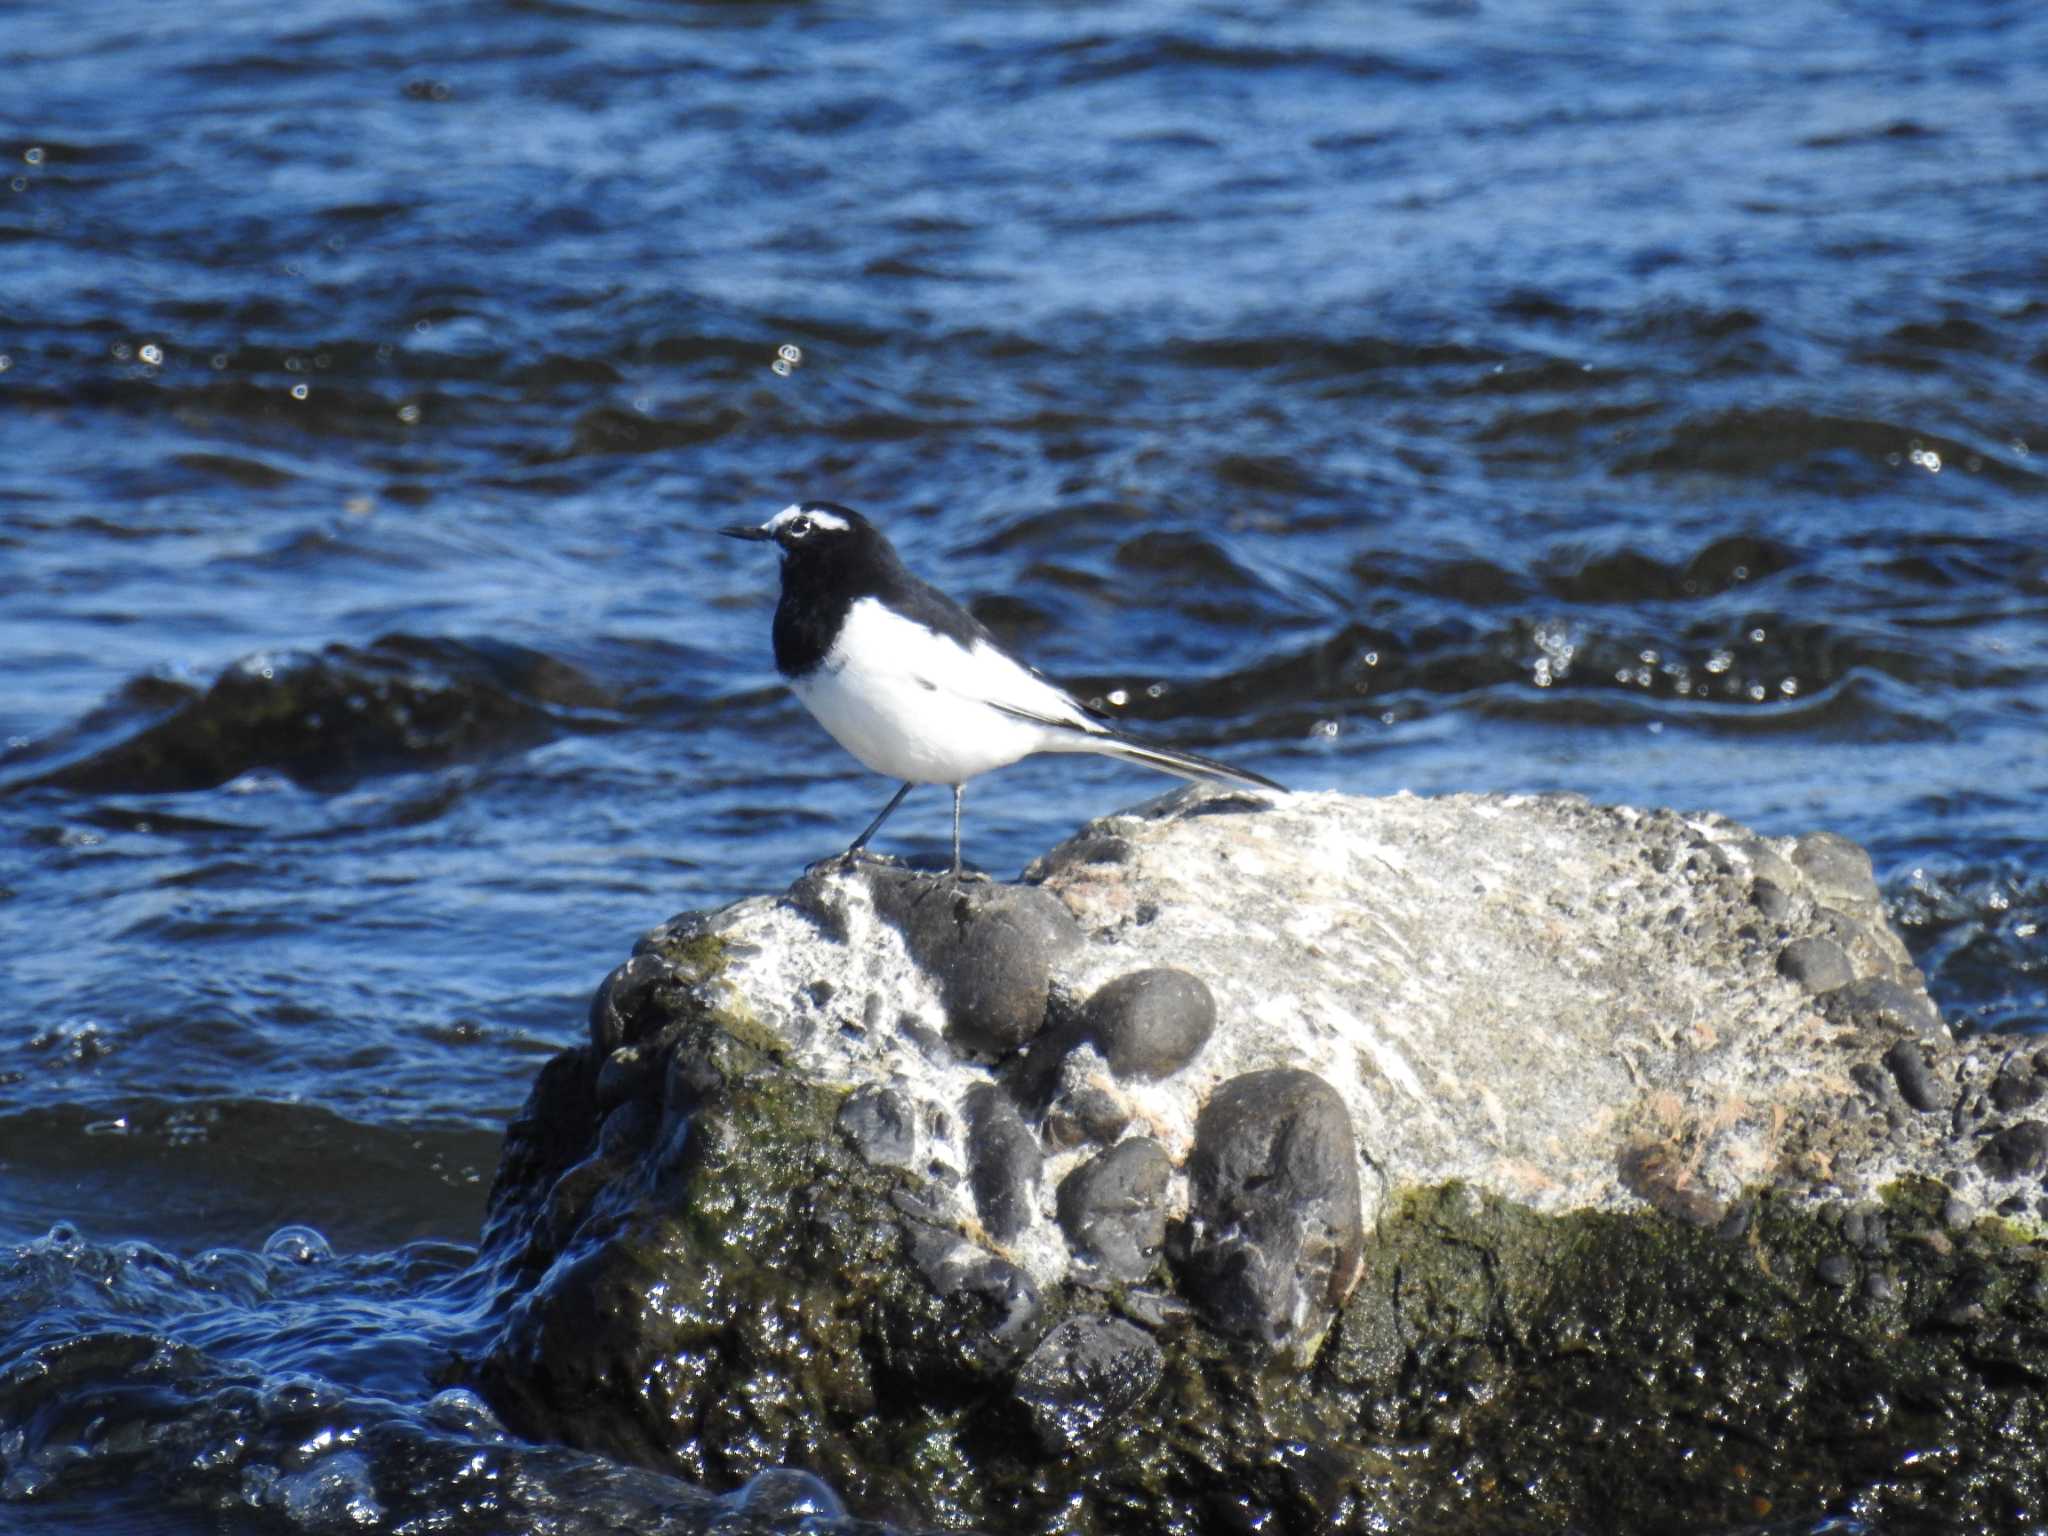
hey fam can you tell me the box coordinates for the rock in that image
[963,1085,1042,1242]
[25,634,608,795]
[1037,1042,1134,1152]
[1077,967,1217,1080]
[1012,1316,1163,1456]
[1978,1121,2048,1180]
[865,868,1083,1058]
[1991,1058,2045,1114]
[1884,1040,1950,1114]
[1180,1068,1363,1361]
[1818,976,1945,1039]
[1790,831,1881,911]
[1057,1137,1172,1283]
[836,1084,916,1170]
[469,789,2023,1536]
[1750,878,1791,920]
[1777,935,1855,993]
[588,952,679,1055]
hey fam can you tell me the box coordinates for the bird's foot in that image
[808,846,892,878]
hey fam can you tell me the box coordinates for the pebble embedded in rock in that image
[963,1084,1043,1242]
[836,1084,917,1169]
[1042,1079,1133,1153]
[1790,831,1881,910]
[1816,1253,1855,1288]
[1057,1137,1172,1283]
[1180,1068,1363,1361]
[1883,1040,1949,1114]
[593,1041,659,1112]
[867,869,1083,1058]
[1989,1058,2044,1115]
[1777,935,1854,994]
[588,952,677,1055]
[1977,1120,2048,1181]
[1750,878,1791,920]
[1818,976,1944,1037]
[1078,967,1217,1081]
[1013,1314,1164,1457]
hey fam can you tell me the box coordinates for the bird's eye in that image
[787,517,811,539]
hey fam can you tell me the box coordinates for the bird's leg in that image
[951,783,964,880]
[844,781,915,861]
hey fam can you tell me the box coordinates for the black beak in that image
[718,524,774,542]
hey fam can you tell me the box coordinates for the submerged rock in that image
[468,788,2048,1534]
[12,634,612,795]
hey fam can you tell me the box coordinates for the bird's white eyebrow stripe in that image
[765,504,848,533]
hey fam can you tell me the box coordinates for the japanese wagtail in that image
[721,502,1283,876]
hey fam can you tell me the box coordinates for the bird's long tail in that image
[1083,732,1285,794]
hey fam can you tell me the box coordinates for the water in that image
[1,0,2043,1530]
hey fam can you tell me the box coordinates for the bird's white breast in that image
[790,598,1096,784]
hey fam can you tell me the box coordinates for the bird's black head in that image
[719,501,873,557]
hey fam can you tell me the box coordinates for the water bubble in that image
[1647,720,1664,734]
[1312,718,1340,739]
[263,1225,334,1264]
[139,342,163,365]
[1746,682,1767,701]
[777,342,803,364]
[285,355,304,372]
[0,355,11,373]
[1144,681,1166,698]
[1779,677,1799,696]
[397,402,420,424]
[111,341,133,361]
[770,358,793,376]
[734,1467,844,1521]
[211,353,228,369]
[1748,627,1766,643]
[1106,688,1129,707]
[291,383,309,400]
[23,146,44,165]
[8,177,24,192]
[1908,446,1941,473]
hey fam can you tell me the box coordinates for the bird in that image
[720,501,1284,877]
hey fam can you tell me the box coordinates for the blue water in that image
[1,1,2043,1530]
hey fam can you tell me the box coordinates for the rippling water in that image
[3,1,2044,1530]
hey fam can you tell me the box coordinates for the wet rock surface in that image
[1012,1315,1163,1456]
[11,634,612,795]
[468,788,2048,1535]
